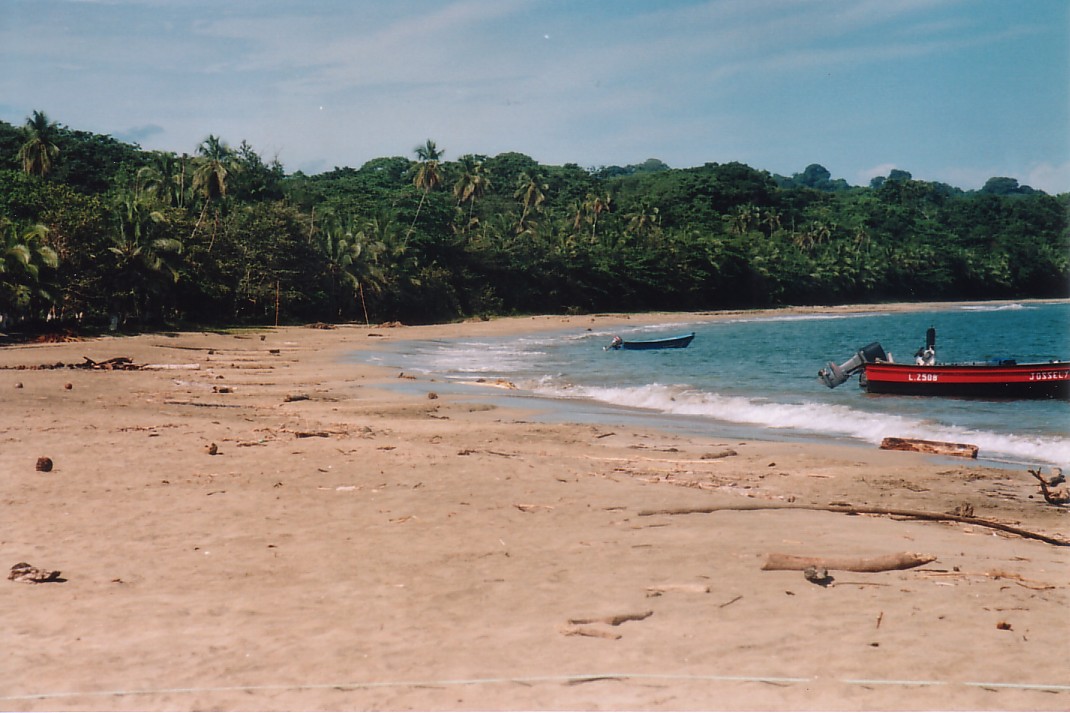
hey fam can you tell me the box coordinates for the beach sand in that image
[2,309,1068,711]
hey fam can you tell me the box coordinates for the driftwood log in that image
[637,502,1070,547]
[1028,468,1069,505]
[562,626,621,640]
[79,356,139,370]
[762,552,937,572]
[567,610,653,626]
[879,437,978,459]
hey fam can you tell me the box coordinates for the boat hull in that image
[618,333,695,350]
[861,362,1070,399]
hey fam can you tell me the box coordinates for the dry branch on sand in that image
[762,552,937,572]
[568,610,653,626]
[1027,467,1069,505]
[638,502,1070,546]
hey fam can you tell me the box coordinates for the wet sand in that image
[2,307,1068,711]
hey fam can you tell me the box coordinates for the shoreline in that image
[348,299,1068,471]
[2,304,1068,711]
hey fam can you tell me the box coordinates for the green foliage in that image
[0,220,58,319]
[0,113,1066,331]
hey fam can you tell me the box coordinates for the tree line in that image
[1,111,1066,331]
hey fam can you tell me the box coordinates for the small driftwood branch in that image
[1027,468,1069,506]
[916,568,1056,590]
[646,583,710,595]
[514,503,554,512]
[562,626,621,640]
[568,610,653,626]
[880,437,978,459]
[762,552,937,573]
[637,503,1069,547]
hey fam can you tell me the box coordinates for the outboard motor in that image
[819,341,888,389]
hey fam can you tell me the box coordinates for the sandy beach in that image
[2,308,1068,711]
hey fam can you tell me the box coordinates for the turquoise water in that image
[355,302,1070,467]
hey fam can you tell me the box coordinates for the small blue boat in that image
[606,332,695,351]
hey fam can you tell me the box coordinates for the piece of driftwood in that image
[1028,468,1069,505]
[162,400,242,408]
[880,437,978,459]
[80,356,137,370]
[646,583,710,595]
[637,502,1070,547]
[562,626,621,640]
[916,568,1055,590]
[762,552,937,572]
[568,610,653,626]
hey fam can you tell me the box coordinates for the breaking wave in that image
[529,380,1070,466]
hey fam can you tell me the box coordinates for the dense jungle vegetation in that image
[1,111,1066,331]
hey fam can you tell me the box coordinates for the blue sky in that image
[2,0,1067,192]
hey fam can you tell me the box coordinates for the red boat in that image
[819,328,1069,400]
[859,361,1070,399]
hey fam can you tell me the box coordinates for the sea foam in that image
[532,380,1070,466]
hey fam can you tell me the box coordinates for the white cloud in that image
[1,0,1062,188]
[1026,161,1070,195]
[857,163,899,185]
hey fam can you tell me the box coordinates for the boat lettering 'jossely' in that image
[818,327,1069,400]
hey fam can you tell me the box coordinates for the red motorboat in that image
[819,328,1069,400]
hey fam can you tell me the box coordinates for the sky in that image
[1,0,1067,192]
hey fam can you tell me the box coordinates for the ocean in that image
[353,302,1070,469]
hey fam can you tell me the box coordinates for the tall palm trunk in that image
[190,198,211,242]
[407,190,428,238]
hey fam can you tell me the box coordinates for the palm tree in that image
[582,191,612,240]
[408,139,444,237]
[452,154,490,231]
[18,111,61,178]
[317,215,387,324]
[141,151,185,208]
[0,221,59,320]
[515,170,548,234]
[626,203,662,241]
[761,209,782,237]
[191,135,239,247]
[727,204,759,237]
[109,192,183,321]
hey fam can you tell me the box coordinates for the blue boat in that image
[606,332,695,351]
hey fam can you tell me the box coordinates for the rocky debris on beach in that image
[1,356,140,371]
